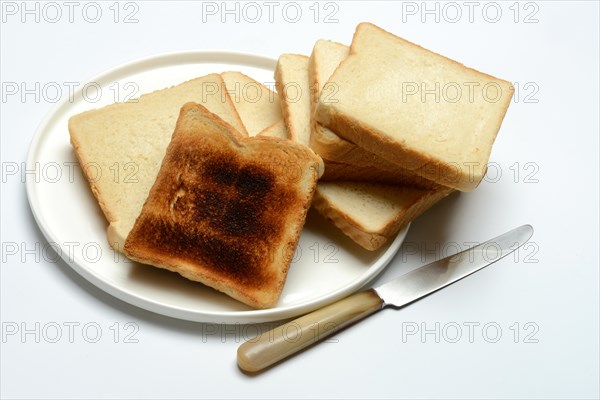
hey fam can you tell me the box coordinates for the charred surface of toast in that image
[126,135,299,289]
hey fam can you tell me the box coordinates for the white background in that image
[1,1,599,399]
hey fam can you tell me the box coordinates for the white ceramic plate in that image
[25,51,408,324]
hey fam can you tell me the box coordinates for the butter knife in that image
[237,224,534,372]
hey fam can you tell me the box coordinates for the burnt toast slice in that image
[124,103,323,308]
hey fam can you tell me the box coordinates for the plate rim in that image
[25,49,408,324]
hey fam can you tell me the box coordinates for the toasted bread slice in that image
[221,71,283,136]
[124,103,323,308]
[316,23,514,191]
[69,74,247,251]
[313,183,451,251]
[274,54,312,146]
[275,53,451,250]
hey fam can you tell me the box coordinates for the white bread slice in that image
[316,23,514,191]
[308,40,356,161]
[69,74,246,251]
[309,39,441,189]
[308,40,349,117]
[274,54,312,146]
[124,103,323,308]
[257,120,288,139]
[221,71,283,137]
[312,183,450,251]
[275,53,451,250]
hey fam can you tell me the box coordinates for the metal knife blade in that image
[237,224,534,372]
[375,224,533,308]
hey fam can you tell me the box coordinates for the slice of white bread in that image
[69,74,246,251]
[308,40,357,164]
[274,54,312,146]
[313,183,450,251]
[316,23,514,191]
[257,120,288,139]
[275,53,451,250]
[309,39,441,189]
[221,71,283,137]
[124,103,323,308]
[308,40,349,116]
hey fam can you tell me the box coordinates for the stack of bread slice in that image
[308,39,437,187]
[274,23,513,250]
[68,22,513,308]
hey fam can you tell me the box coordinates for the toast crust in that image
[124,103,323,308]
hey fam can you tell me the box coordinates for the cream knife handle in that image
[237,289,384,372]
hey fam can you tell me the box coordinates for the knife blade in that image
[237,224,534,372]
